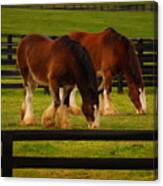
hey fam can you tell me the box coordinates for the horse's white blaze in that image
[91,104,100,128]
[103,89,110,111]
[139,88,147,112]
[24,86,33,119]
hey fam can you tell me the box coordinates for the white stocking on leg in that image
[103,89,119,115]
[99,94,104,115]
[21,86,36,125]
[69,87,81,115]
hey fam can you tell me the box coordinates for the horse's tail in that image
[16,45,21,69]
[124,38,144,89]
[16,37,32,88]
[59,35,98,104]
[16,40,25,70]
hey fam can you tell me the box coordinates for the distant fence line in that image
[3,2,158,12]
[1,33,158,92]
[1,129,158,177]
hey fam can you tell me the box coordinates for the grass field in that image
[2,7,154,38]
[1,6,157,180]
[1,88,157,180]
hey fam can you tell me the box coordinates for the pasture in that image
[2,88,157,179]
[1,6,157,180]
[2,8,154,38]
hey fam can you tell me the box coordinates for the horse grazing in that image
[16,34,99,129]
[67,27,146,115]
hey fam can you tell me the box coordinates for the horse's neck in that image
[75,80,90,103]
[125,74,143,91]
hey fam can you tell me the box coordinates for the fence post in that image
[7,34,13,63]
[117,72,123,93]
[137,39,144,68]
[44,86,50,95]
[2,135,13,177]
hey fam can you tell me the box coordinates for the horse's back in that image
[17,34,52,56]
[70,29,136,74]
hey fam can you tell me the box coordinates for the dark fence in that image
[3,2,158,12]
[1,129,158,177]
[1,34,158,92]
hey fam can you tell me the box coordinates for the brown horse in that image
[66,27,146,115]
[16,34,99,129]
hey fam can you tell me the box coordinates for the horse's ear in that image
[105,27,116,32]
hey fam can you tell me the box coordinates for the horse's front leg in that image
[55,86,72,129]
[69,87,81,115]
[41,79,60,128]
[102,70,119,115]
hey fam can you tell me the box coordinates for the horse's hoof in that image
[42,118,55,128]
[44,122,55,128]
[20,116,36,126]
[60,121,70,129]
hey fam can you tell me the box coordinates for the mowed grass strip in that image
[14,140,155,158]
[2,88,156,130]
[2,8,154,38]
[13,169,156,180]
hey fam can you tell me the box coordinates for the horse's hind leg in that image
[102,70,119,115]
[21,75,37,126]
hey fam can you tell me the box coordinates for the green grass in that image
[2,88,156,130]
[2,88,157,180]
[2,8,154,38]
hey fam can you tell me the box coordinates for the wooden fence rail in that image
[3,2,158,12]
[1,34,158,92]
[1,129,158,177]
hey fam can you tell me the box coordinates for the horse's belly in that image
[30,70,49,85]
[28,63,49,85]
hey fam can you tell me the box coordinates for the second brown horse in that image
[67,27,146,115]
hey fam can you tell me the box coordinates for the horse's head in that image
[129,85,147,114]
[82,102,99,129]
[80,84,99,129]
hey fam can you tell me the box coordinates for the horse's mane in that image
[58,35,98,101]
[105,27,143,87]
